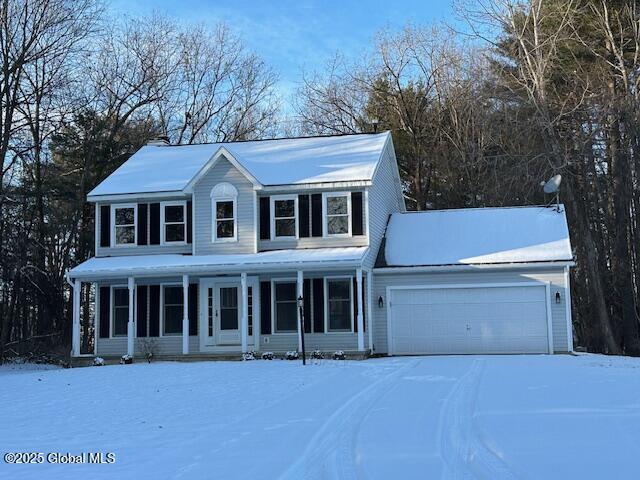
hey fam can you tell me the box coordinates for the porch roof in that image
[68,247,368,281]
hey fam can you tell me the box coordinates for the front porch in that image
[69,264,374,360]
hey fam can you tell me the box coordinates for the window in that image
[112,204,137,246]
[163,285,183,335]
[112,287,129,336]
[215,201,235,240]
[211,183,238,242]
[161,201,186,244]
[274,281,297,332]
[323,192,350,237]
[326,278,352,332]
[271,195,297,239]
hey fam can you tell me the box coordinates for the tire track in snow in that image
[439,358,516,480]
[278,359,419,480]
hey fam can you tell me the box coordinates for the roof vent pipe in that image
[147,136,170,146]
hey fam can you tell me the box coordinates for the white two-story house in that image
[69,132,575,359]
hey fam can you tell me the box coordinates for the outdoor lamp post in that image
[297,295,307,365]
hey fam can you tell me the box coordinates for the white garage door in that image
[389,285,551,355]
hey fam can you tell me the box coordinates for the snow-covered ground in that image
[1,354,638,479]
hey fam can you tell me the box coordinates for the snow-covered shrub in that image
[311,350,324,360]
[285,350,299,360]
[242,351,256,361]
[93,357,105,367]
[332,350,346,360]
[120,354,133,365]
[137,338,158,363]
[261,352,274,360]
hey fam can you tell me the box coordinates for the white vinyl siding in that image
[193,156,255,254]
[363,141,404,269]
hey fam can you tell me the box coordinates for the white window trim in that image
[160,282,184,337]
[111,203,137,247]
[322,191,352,238]
[271,278,298,334]
[324,276,354,333]
[110,284,129,338]
[270,194,298,240]
[160,200,187,246]
[211,197,237,243]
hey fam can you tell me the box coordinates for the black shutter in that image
[311,193,322,237]
[351,192,364,236]
[303,279,312,333]
[100,205,110,247]
[99,286,110,338]
[189,283,198,335]
[149,285,160,337]
[137,203,148,246]
[260,281,271,334]
[299,194,310,238]
[187,200,193,244]
[136,285,148,337]
[149,203,160,245]
[312,278,324,333]
[353,277,358,332]
[259,197,270,240]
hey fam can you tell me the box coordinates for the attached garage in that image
[387,284,552,355]
[373,206,575,355]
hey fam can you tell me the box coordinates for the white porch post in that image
[127,277,135,357]
[241,272,248,353]
[297,270,303,352]
[182,274,189,355]
[72,279,81,357]
[356,268,364,351]
[366,269,373,352]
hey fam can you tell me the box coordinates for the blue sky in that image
[110,0,457,101]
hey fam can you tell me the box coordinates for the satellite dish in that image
[543,174,562,194]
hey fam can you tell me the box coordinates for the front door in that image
[200,277,259,351]
[216,283,241,345]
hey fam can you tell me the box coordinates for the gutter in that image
[69,258,367,282]
[373,260,575,274]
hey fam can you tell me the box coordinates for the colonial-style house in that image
[68,132,574,359]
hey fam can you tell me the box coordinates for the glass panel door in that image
[219,287,239,330]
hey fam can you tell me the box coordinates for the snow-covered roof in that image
[69,247,367,280]
[381,206,572,267]
[88,132,390,198]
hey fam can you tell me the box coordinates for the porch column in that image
[127,277,135,357]
[240,273,249,353]
[356,268,364,351]
[366,269,373,352]
[72,279,81,357]
[182,274,189,355]
[297,270,303,352]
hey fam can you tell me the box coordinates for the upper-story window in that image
[161,201,187,244]
[211,182,238,242]
[271,195,298,239]
[323,192,351,237]
[112,204,137,246]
